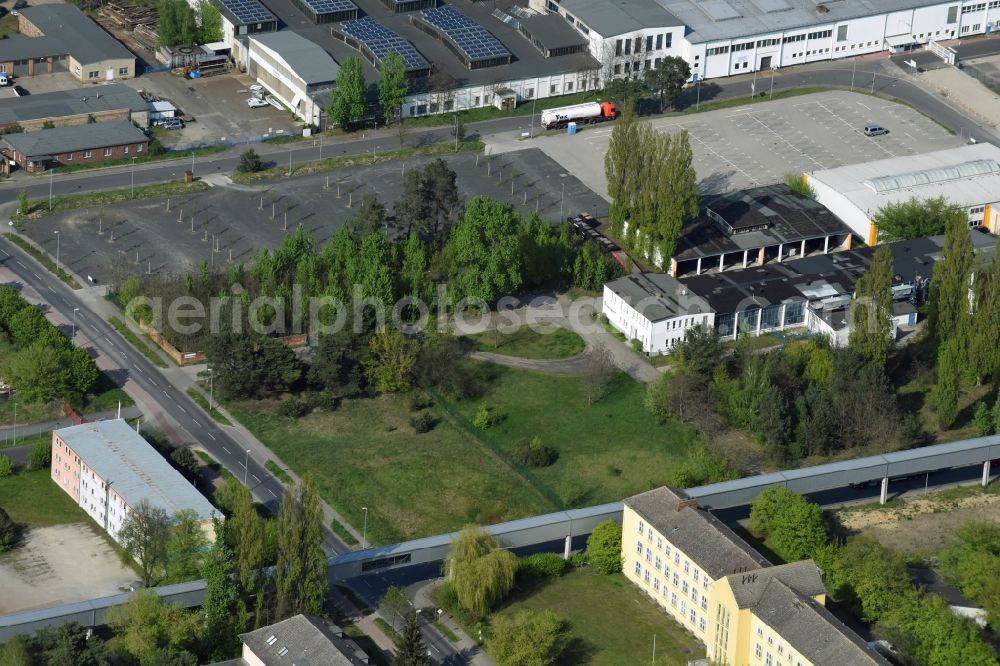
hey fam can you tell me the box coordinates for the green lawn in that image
[227,394,556,545]
[493,570,704,665]
[467,326,585,359]
[445,363,698,507]
[0,469,89,526]
[0,373,133,428]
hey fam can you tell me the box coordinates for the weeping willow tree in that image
[444,526,518,619]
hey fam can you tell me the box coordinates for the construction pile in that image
[102,2,159,51]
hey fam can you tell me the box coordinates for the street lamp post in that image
[48,169,53,211]
[54,230,60,274]
[851,59,857,90]
[131,157,137,199]
[770,67,776,99]
[11,401,15,446]
[207,368,214,410]
[244,449,250,486]
[362,506,369,549]
[191,152,195,178]
[530,96,537,136]
[453,113,459,151]
[559,182,566,222]
[71,307,79,339]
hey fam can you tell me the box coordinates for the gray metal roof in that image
[561,0,681,36]
[625,487,770,579]
[240,615,368,665]
[250,32,339,86]
[0,84,146,126]
[54,419,216,521]
[1,5,134,64]
[2,120,147,160]
[605,272,712,322]
[753,579,891,665]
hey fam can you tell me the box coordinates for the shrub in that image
[17,188,29,216]
[587,520,622,574]
[0,507,18,552]
[169,447,200,478]
[630,338,643,353]
[568,552,588,568]
[974,401,992,436]
[472,405,496,430]
[277,397,310,419]
[511,437,558,468]
[409,393,433,412]
[410,411,437,433]
[237,148,263,174]
[0,454,13,478]
[518,552,568,579]
[304,391,339,412]
[27,441,50,471]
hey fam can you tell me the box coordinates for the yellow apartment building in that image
[622,487,890,666]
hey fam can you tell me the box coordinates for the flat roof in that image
[8,5,134,64]
[54,419,217,521]
[3,120,147,160]
[561,0,680,36]
[808,143,1000,218]
[250,31,340,85]
[0,84,146,127]
[676,184,848,262]
[679,230,997,315]
[517,10,589,51]
[605,271,712,322]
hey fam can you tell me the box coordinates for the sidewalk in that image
[411,579,496,666]
[0,405,143,442]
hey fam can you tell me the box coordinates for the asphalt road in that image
[0,237,348,555]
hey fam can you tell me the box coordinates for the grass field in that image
[445,363,698,507]
[467,326,585,359]
[493,570,704,665]
[0,469,88,526]
[228,394,556,544]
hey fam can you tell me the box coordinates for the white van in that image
[0,74,9,87]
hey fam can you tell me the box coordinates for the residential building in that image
[532,0,1000,83]
[603,230,996,352]
[807,143,1000,245]
[1,120,149,174]
[247,32,339,127]
[0,5,135,82]
[50,419,217,543]
[623,487,890,666]
[239,614,370,665]
[0,84,148,133]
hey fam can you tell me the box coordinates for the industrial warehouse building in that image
[604,230,996,354]
[247,32,339,126]
[0,84,148,133]
[0,5,135,82]
[623,487,891,666]
[807,143,1000,245]
[50,420,218,544]
[1,120,149,174]
[669,184,852,277]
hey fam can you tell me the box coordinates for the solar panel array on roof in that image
[304,0,355,12]
[340,18,429,70]
[217,0,275,24]
[419,6,510,61]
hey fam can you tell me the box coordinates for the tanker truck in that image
[540,101,618,130]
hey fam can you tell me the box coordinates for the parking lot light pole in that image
[362,506,369,548]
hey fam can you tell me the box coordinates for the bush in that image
[236,148,263,173]
[277,397,311,419]
[518,552,568,579]
[568,552,588,568]
[472,405,498,430]
[27,441,50,471]
[0,507,18,552]
[169,447,200,478]
[409,393,433,412]
[511,437,558,467]
[0,454,13,478]
[630,338,643,353]
[304,391,339,412]
[587,520,622,574]
[410,411,438,433]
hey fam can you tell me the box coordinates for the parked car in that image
[12,85,28,97]
[161,118,183,130]
[247,97,269,108]
[13,1,28,9]
[863,124,889,136]
[0,73,9,87]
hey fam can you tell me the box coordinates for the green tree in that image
[849,244,894,366]
[604,101,639,240]
[0,454,13,478]
[969,243,1000,385]
[105,591,203,664]
[874,196,966,242]
[274,476,328,620]
[349,193,387,239]
[749,486,827,562]
[0,636,30,666]
[933,340,961,430]
[651,129,699,265]
[675,324,722,375]
[444,526,518,619]
[202,520,242,660]
[0,506,19,552]
[7,342,72,404]
[587,520,622,574]
[487,609,566,666]
[27,440,50,470]
[378,50,408,125]
[380,585,411,631]
[392,611,431,666]
[667,441,739,488]
[226,484,267,629]
[446,197,523,305]
[993,398,1000,436]
[930,214,974,361]
[358,232,395,306]
[16,188,29,216]
[365,326,417,393]
[165,509,209,584]
[236,149,263,173]
[118,498,172,587]
[401,231,428,301]
[422,158,460,238]
[974,401,993,436]
[327,56,367,130]
[196,0,223,42]
[642,56,690,111]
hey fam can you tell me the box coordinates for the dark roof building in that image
[239,615,370,665]
[0,84,148,131]
[2,120,148,173]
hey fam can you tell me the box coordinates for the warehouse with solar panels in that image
[380,0,435,15]
[333,18,431,76]
[411,6,512,69]
[214,0,278,34]
[292,0,358,24]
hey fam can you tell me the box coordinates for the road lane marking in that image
[136,367,144,375]
[222,446,231,454]
[252,474,260,483]
[31,272,39,279]
[207,433,216,440]
[178,405,188,414]
[268,489,277,497]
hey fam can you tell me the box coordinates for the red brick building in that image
[1,120,148,173]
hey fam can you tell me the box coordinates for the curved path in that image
[467,349,592,374]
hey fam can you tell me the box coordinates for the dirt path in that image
[467,350,591,375]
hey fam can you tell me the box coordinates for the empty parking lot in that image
[513,90,964,199]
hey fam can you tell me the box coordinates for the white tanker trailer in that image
[540,101,618,130]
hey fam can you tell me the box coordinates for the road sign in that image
[905,59,918,71]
